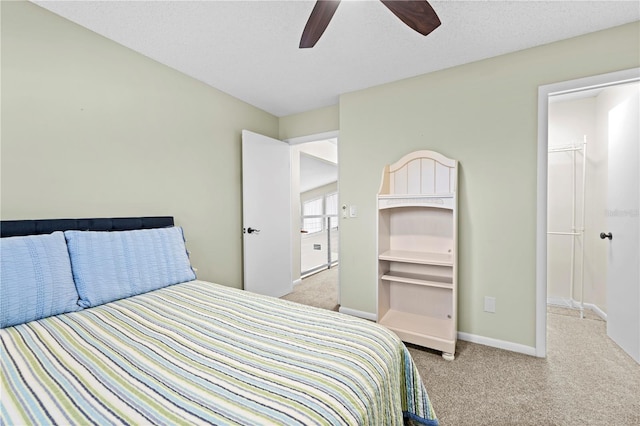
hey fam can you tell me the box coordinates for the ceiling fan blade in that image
[300,0,341,48]
[380,0,441,36]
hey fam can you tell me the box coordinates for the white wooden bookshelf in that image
[377,150,458,360]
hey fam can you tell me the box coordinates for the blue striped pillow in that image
[64,227,196,308]
[1,231,80,328]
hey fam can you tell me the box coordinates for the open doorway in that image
[285,132,340,310]
[299,150,338,276]
[537,69,639,361]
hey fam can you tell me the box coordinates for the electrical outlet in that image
[484,296,496,313]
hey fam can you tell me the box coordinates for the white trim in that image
[536,83,550,358]
[285,131,339,146]
[458,332,537,357]
[548,77,640,98]
[586,303,607,321]
[546,297,573,308]
[292,279,302,287]
[339,306,377,321]
[547,298,607,321]
[536,68,640,359]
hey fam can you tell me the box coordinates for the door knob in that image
[247,227,260,235]
[600,232,612,240]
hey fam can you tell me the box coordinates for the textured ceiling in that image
[32,0,640,117]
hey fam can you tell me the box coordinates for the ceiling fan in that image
[300,0,441,48]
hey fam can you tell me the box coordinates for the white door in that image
[605,84,640,363]
[242,130,292,297]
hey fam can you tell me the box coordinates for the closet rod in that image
[548,144,584,153]
[548,231,581,236]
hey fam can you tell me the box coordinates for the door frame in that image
[536,68,640,357]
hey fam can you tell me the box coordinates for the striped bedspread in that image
[1,280,438,425]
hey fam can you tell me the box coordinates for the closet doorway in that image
[539,69,639,362]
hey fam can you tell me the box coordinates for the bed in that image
[1,217,438,425]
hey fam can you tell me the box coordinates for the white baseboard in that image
[338,306,377,322]
[338,308,543,356]
[453,299,607,358]
[457,332,537,357]
[338,309,537,356]
[292,279,302,287]
[547,297,573,308]
[586,303,607,320]
[547,298,607,320]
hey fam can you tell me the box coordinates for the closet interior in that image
[547,136,587,318]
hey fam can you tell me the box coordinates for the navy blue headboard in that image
[0,217,174,238]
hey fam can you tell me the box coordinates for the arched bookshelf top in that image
[379,150,457,196]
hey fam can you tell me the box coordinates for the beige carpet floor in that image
[281,269,640,425]
[280,266,339,311]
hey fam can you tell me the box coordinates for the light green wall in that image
[279,105,339,141]
[0,0,279,289]
[338,22,640,347]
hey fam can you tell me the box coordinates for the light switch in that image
[349,205,358,218]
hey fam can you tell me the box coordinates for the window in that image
[301,192,338,234]
[326,193,338,229]
[302,197,323,234]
